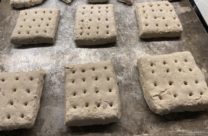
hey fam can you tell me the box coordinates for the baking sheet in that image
[1,0,208,135]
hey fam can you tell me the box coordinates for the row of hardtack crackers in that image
[0,51,208,130]
[10,1,183,47]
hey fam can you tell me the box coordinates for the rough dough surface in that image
[135,1,183,39]
[74,4,117,46]
[137,51,208,115]
[65,60,121,126]
[11,8,60,45]
[0,71,45,130]
[10,0,44,9]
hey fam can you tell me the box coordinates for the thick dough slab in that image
[135,1,183,39]
[0,71,45,130]
[10,0,44,9]
[11,8,60,45]
[74,4,117,46]
[65,60,121,126]
[137,51,208,115]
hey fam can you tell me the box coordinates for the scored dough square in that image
[74,4,117,46]
[10,0,44,9]
[0,71,45,130]
[135,1,183,39]
[137,51,208,115]
[11,8,60,45]
[65,61,121,126]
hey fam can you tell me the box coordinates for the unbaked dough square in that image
[11,8,60,45]
[10,0,45,9]
[65,60,121,126]
[135,1,183,39]
[137,51,208,115]
[0,71,45,130]
[74,4,117,46]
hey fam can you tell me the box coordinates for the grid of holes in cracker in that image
[15,9,57,36]
[0,73,39,120]
[146,56,207,100]
[137,2,181,29]
[67,64,116,109]
[77,5,113,37]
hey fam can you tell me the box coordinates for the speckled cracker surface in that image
[0,71,45,130]
[135,1,183,39]
[11,8,60,45]
[10,0,44,8]
[65,61,121,126]
[74,4,117,46]
[137,51,208,115]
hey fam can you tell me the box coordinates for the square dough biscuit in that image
[135,1,183,39]
[65,60,121,126]
[11,8,60,45]
[10,0,44,9]
[0,71,45,130]
[137,51,208,115]
[74,4,117,46]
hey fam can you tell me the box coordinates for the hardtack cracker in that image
[11,8,60,45]
[0,71,45,130]
[65,61,121,126]
[137,51,208,115]
[135,1,183,39]
[74,4,117,46]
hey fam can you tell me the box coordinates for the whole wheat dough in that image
[137,51,208,115]
[135,1,183,39]
[65,60,121,126]
[0,71,45,130]
[11,8,60,46]
[74,4,117,46]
